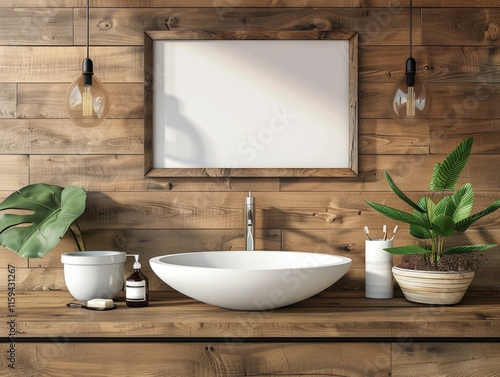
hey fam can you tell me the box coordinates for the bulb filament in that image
[83,86,93,116]
[406,86,415,116]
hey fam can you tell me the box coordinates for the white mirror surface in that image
[152,39,350,170]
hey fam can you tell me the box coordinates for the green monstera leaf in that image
[0,184,86,258]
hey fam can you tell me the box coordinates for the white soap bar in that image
[87,298,114,309]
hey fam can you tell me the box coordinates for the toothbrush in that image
[389,225,399,241]
[363,226,371,241]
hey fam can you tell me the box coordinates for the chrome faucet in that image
[245,191,255,251]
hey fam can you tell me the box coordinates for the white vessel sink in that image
[150,251,351,311]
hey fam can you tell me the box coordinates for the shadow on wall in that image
[161,94,206,166]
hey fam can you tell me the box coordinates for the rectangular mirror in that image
[144,30,358,177]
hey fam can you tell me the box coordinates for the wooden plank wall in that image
[0,0,499,292]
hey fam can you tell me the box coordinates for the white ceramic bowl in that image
[61,251,126,301]
[150,251,351,310]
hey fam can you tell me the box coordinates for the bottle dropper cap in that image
[133,254,141,269]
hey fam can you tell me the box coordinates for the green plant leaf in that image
[450,183,474,223]
[384,245,432,255]
[384,170,425,213]
[409,223,432,239]
[429,162,441,192]
[434,196,455,218]
[409,200,433,238]
[423,197,436,224]
[455,200,500,232]
[365,201,428,228]
[429,137,473,192]
[431,214,455,237]
[0,184,86,258]
[443,244,498,254]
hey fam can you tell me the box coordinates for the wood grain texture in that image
[17,83,144,119]
[0,8,72,45]
[280,155,500,191]
[283,229,500,270]
[360,46,500,83]
[30,155,150,191]
[392,343,500,377]
[0,46,142,83]
[1,291,499,339]
[429,119,500,154]
[359,119,429,154]
[0,119,143,154]
[422,8,500,45]
[0,83,16,118]
[0,342,391,377]
[360,82,500,119]
[76,7,417,46]
[72,191,500,233]
[0,156,29,190]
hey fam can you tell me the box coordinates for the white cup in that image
[365,239,393,299]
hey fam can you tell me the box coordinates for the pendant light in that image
[67,0,109,127]
[389,0,431,119]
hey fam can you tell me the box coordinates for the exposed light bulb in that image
[390,58,431,119]
[389,0,431,120]
[67,0,109,127]
[67,58,109,127]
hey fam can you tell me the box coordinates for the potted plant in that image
[365,137,500,304]
[0,183,127,300]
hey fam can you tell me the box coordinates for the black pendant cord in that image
[83,0,93,87]
[405,0,416,87]
[409,0,413,58]
[86,0,90,60]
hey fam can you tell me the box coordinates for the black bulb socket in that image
[82,58,94,87]
[405,57,416,87]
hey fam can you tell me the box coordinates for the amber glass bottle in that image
[125,255,149,307]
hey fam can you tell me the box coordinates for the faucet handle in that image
[246,191,254,204]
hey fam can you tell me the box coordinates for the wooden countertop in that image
[2,291,500,341]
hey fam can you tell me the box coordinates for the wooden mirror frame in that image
[144,30,358,178]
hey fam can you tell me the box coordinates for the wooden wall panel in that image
[146,177,281,192]
[0,83,16,118]
[429,119,500,154]
[0,1,499,294]
[76,8,419,46]
[0,46,142,83]
[360,46,500,83]
[0,247,29,268]
[280,156,500,191]
[30,155,149,191]
[0,119,143,154]
[422,8,500,45]
[76,191,500,230]
[17,83,144,119]
[359,119,429,155]
[0,155,29,190]
[0,8,73,45]
[360,82,500,119]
